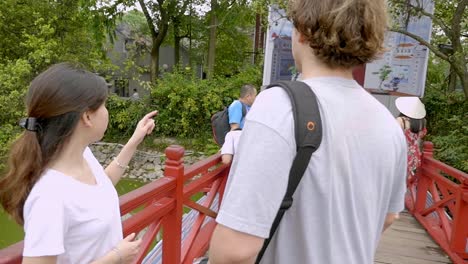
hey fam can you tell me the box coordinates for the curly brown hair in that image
[288,0,388,69]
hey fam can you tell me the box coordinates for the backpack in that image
[255,81,322,263]
[211,101,247,146]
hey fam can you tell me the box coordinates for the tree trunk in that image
[449,0,467,98]
[207,0,218,79]
[453,64,468,98]
[447,66,458,92]
[462,71,468,99]
[174,18,181,68]
[254,13,261,64]
[150,37,160,82]
[451,53,468,98]
[174,36,181,68]
[151,20,169,82]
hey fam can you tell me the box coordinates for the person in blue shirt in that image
[228,84,257,130]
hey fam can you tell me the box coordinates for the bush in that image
[150,67,262,138]
[423,58,468,172]
[429,115,468,172]
[0,60,33,172]
[103,94,150,141]
[424,89,468,172]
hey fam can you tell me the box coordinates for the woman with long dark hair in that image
[0,63,157,264]
[395,97,427,177]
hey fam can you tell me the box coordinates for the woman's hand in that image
[128,111,157,147]
[105,110,157,185]
[115,233,142,263]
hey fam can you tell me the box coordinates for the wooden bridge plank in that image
[375,212,452,264]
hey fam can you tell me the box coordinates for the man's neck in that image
[239,98,248,105]
[296,51,354,80]
[300,63,354,80]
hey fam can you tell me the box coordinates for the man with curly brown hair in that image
[208,0,407,263]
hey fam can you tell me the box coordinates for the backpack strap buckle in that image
[280,197,293,210]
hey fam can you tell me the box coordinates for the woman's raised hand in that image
[128,110,158,146]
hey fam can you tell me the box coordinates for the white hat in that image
[395,97,426,119]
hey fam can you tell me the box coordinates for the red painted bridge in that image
[0,142,467,264]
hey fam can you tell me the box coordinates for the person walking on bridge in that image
[208,0,407,263]
[228,84,257,131]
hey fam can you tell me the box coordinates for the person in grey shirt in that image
[208,0,407,263]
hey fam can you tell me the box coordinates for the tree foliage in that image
[0,0,114,170]
[149,66,262,137]
[111,0,186,82]
[421,55,467,172]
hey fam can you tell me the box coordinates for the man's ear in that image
[81,111,92,127]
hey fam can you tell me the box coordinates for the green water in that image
[0,178,146,249]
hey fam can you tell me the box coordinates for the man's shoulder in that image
[226,130,242,139]
[248,87,292,119]
[229,99,242,108]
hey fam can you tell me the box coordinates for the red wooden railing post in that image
[450,177,468,259]
[421,141,434,158]
[162,145,185,264]
[414,142,433,213]
[0,242,23,264]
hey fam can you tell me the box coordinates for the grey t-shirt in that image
[216,77,407,264]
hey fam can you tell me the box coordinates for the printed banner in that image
[262,6,295,85]
[364,0,434,97]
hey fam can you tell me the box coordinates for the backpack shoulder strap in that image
[255,80,322,263]
[241,102,247,117]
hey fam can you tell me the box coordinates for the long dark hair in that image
[399,114,426,134]
[0,62,108,225]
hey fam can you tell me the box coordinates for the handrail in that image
[406,141,468,264]
[120,177,176,215]
[0,242,22,264]
[2,141,466,264]
[184,154,225,181]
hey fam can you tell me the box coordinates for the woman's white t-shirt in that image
[23,147,123,263]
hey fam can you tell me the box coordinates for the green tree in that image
[206,0,219,79]
[137,0,173,82]
[170,0,192,67]
[205,0,257,78]
[113,0,183,82]
[0,0,115,169]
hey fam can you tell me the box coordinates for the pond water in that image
[0,178,146,249]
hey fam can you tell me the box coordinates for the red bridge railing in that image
[405,142,468,264]
[1,142,467,263]
[0,145,230,264]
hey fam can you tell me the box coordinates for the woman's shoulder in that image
[24,170,68,211]
[83,146,103,170]
[29,170,67,196]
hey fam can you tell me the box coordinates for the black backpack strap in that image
[241,102,247,117]
[255,81,322,263]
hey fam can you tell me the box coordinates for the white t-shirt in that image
[221,130,242,155]
[23,147,123,263]
[216,77,407,264]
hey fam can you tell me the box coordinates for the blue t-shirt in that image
[228,100,250,128]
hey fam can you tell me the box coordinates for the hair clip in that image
[19,117,39,132]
